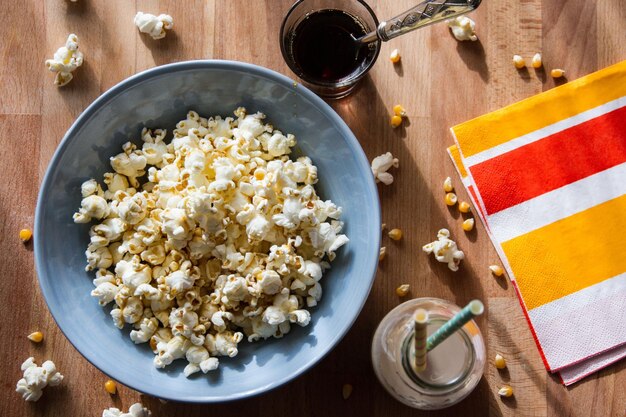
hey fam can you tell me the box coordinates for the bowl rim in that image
[34,59,381,403]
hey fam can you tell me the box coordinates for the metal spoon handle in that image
[360,0,481,43]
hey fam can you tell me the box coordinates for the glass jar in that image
[371,297,486,409]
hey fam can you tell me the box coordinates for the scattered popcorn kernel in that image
[393,104,407,118]
[447,16,478,41]
[45,34,83,87]
[103,403,151,417]
[104,380,117,395]
[16,357,63,402]
[423,229,465,271]
[388,228,403,241]
[462,218,475,232]
[134,11,174,40]
[389,49,401,63]
[498,385,514,398]
[531,53,542,68]
[19,229,33,243]
[381,223,387,231]
[495,353,507,369]
[27,332,43,343]
[371,152,399,185]
[379,247,387,262]
[551,68,565,78]
[390,115,403,128]
[342,383,353,400]
[489,265,504,277]
[443,177,454,193]
[513,55,525,69]
[445,192,458,206]
[458,201,471,213]
[395,284,410,297]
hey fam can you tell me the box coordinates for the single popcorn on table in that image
[134,12,174,40]
[422,228,465,271]
[15,357,64,402]
[371,152,399,185]
[45,34,83,87]
[73,108,348,377]
[447,16,478,41]
[103,403,151,417]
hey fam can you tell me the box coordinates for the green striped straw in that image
[426,300,484,352]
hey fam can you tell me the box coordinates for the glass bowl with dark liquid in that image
[280,0,381,99]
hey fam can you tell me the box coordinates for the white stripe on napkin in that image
[528,271,626,371]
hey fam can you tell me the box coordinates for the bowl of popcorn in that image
[34,60,380,402]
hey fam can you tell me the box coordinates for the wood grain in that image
[0,0,625,416]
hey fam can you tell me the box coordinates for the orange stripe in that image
[453,60,626,157]
[502,194,626,310]
[448,145,468,178]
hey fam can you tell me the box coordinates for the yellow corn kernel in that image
[381,223,386,231]
[395,284,410,297]
[462,218,475,232]
[498,385,514,398]
[389,49,401,63]
[27,331,43,343]
[388,228,403,241]
[513,55,525,69]
[104,380,117,395]
[443,176,454,192]
[342,383,353,400]
[19,228,33,243]
[444,192,457,206]
[531,53,542,68]
[379,246,387,262]
[551,68,565,78]
[390,115,403,128]
[393,104,407,118]
[458,201,471,213]
[494,353,507,369]
[489,265,504,277]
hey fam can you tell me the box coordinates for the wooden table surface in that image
[1,0,625,416]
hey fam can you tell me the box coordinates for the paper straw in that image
[413,309,429,372]
[426,300,484,352]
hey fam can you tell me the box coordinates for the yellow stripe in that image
[452,60,626,158]
[448,145,468,179]
[502,194,626,310]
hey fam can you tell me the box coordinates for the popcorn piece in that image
[447,16,478,41]
[45,34,83,87]
[422,228,465,271]
[371,152,399,185]
[16,357,63,402]
[102,403,151,417]
[134,12,174,40]
[73,195,110,223]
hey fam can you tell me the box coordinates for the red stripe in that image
[470,105,626,215]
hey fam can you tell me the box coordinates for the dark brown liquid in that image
[291,10,374,83]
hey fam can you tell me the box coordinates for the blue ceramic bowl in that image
[34,60,380,402]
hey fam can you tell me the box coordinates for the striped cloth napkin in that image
[448,60,626,385]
